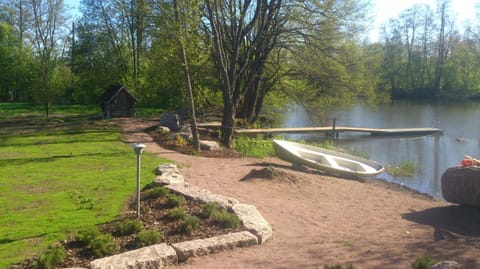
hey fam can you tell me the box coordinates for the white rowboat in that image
[273,140,384,178]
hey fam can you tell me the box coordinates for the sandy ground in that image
[119,118,480,269]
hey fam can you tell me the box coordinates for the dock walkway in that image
[234,126,443,136]
[197,122,443,137]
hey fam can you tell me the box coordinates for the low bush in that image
[213,210,241,229]
[89,234,118,258]
[177,215,200,234]
[174,135,189,147]
[201,202,221,219]
[75,226,101,246]
[387,160,417,177]
[143,186,171,200]
[132,230,162,248]
[231,136,274,158]
[114,219,143,236]
[35,246,66,269]
[201,202,240,228]
[411,254,435,269]
[166,207,186,220]
[165,193,185,208]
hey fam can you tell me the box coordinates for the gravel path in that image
[119,118,480,269]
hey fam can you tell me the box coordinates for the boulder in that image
[431,260,459,269]
[441,166,480,207]
[157,126,170,133]
[154,163,184,185]
[200,140,222,151]
[159,112,182,131]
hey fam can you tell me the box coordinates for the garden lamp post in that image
[132,143,146,218]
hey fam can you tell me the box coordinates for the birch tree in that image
[30,0,67,117]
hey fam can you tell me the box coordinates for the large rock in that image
[199,140,222,151]
[441,166,480,207]
[154,163,184,185]
[90,243,177,269]
[159,112,182,131]
[431,260,459,269]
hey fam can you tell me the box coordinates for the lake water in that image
[276,101,480,199]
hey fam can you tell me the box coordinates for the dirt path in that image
[119,118,480,269]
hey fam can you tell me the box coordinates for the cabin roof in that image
[99,85,137,104]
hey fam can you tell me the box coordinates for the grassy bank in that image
[0,103,165,119]
[0,104,166,267]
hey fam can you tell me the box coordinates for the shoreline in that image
[120,118,480,269]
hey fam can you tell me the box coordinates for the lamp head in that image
[132,143,146,155]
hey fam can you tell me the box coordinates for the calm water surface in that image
[276,101,480,199]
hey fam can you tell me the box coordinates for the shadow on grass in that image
[0,136,119,147]
[0,152,129,167]
[402,205,480,239]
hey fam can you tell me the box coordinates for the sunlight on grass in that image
[232,135,275,157]
[0,108,168,267]
[386,160,417,177]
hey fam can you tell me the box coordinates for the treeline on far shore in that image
[1,0,479,114]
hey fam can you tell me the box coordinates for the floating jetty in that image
[196,122,443,137]
[234,126,443,137]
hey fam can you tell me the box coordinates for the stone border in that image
[73,164,272,269]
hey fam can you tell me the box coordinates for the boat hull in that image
[272,140,384,179]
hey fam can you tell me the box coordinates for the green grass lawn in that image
[0,103,168,267]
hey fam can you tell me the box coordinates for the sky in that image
[370,0,478,41]
[63,0,478,41]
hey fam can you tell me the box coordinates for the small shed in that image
[100,85,137,118]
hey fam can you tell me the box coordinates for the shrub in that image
[144,186,170,200]
[200,203,241,228]
[174,135,188,146]
[201,202,221,219]
[114,219,143,236]
[177,215,200,234]
[231,136,274,157]
[213,210,241,229]
[387,160,417,177]
[166,207,186,220]
[411,254,435,269]
[35,246,66,269]
[132,230,162,248]
[89,234,118,258]
[165,193,185,208]
[75,226,101,246]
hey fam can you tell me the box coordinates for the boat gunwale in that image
[272,139,385,177]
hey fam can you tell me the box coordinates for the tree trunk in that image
[221,102,235,148]
[173,0,201,153]
[180,45,201,153]
[434,2,446,96]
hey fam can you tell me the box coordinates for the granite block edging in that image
[164,182,272,245]
[89,243,178,269]
[166,183,239,209]
[172,231,258,262]
[73,165,272,269]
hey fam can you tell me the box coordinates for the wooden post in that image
[332,118,339,138]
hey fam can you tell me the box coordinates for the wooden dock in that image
[196,122,443,137]
[233,126,443,136]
